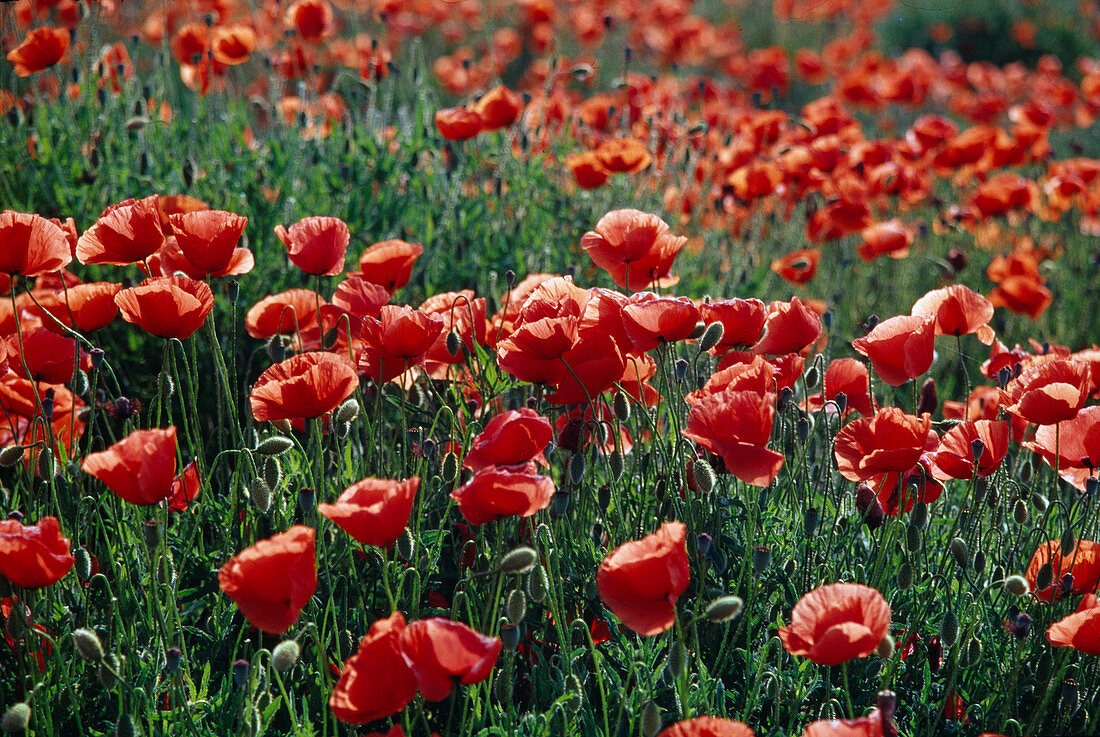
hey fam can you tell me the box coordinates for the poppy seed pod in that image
[1,703,30,735]
[272,640,301,673]
[500,546,538,574]
[73,627,105,662]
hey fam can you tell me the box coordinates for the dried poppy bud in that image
[2,703,30,735]
[500,546,538,574]
[73,628,105,662]
[271,640,301,673]
[705,595,744,623]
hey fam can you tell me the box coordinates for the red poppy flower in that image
[911,284,995,345]
[1,326,78,384]
[354,240,423,294]
[620,293,701,352]
[330,612,418,723]
[6,27,70,77]
[168,461,201,513]
[114,275,215,340]
[397,617,502,700]
[580,210,687,292]
[595,138,652,174]
[546,327,625,405]
[1000,359,1090,425]
[250,352,359,423]
[752,298,822,356]
[245,289,326,339]
[597,521,690,636]
[682,390,784,487]
[1047,594,1100,655]
[1025,539,1100,602]
[211,25,256,65]
[698,299,767,353]
[834,408,931,483]
[989,276,1052,320]
[82,427,178,506]
[435,108,482,140]
[856,220,915,263]
[463,409,552,470]
[851,314,935,386]
[76,196,166,266]
[657,717,755,737]
[804,358,875,417]
[318,477,419,548]
[871,455,943,516]
[472,85,524,131]
[167,210,252,278]
[800,708,891,737]
[274,216,349,276]
[778,583,890,665]
[770,249,821,285]
[451,463,555,525]
[566,151,611,189]
[686,356,774,405]
[1024,406,1100,490]
[931,420,1009,480]
[358,305,445,383]
[0,211,72,277]
[0,516,74,588]
[286,0,334,40]
[418,291,488,375]
[496,278,588,384]
[218,526,316,634]
[326,276,390,325]
[28,282,121,333]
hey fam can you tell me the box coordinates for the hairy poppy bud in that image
[158,372,175,401]
[804,364,820,389]
[641,702,662,737]
[897,562,914,590]
[74,628,105,662]
[501,546,538,574]
[333,399,360,425]
[804,508,820,536]
[1031,491,1048,512]
[256,436,293,456]
[396,528,415,561]
[705,595,744,623]
[608,450,624,481]
[950,537,969,569]
[527,565,548,603]
[693,458,715,494]
[904,524,921,552]
[248,477,271,513]
[613,392,631,422]
[964,637,982,667]
[1060,528,1076,556]
[876,635,895,659]
[833,391,847,413]
[71,369,89,397]
[75,547,93,582]
[500,623,521,651]
[261,456,282,491]
[0,446,24,467]
[752,546,771,576]
[232,659,250,689]
[666,641,685,677]
[506,588,526,624]
[973,550,986,575]
[940,610,959,648]
[1036,562,1054,591]
[441,452,458,483]
[272,640,301,673]
[569,453,586,485]
[698,322,725,352]
[2,703,30,735]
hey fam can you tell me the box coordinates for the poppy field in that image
[4,0,1100,736]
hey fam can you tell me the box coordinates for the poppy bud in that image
[693,458,715,494]
[946,248,967,273]
[267,335,287,363]
[506,588,526,624]
[777,386,792,412]
[74,627,105,662]
[804,508,820,536]
[527,566,548,603]
[114,714,137,737]
[696,533,712,558]
[74,547,92,581]
[297,487,315,513]
[441,452,458,483]
[1060,572,1075,596]
[698,322,725,352]
[674,359,689,382]
[162,647,181,675]
[333,399,360,425]
[904,524,921,552]
[97,652,121,689]
[996,366,1012,388]
[272,419,294,434]
[641,702,662,737]
[613,392,631,422]
[796,415,811,442]
[950,537,969,569]
[0,446,24,467]
[856,484,885,530]
[666,641,685,677]
[1060,528,1076,556]
[865,314,879,332]
[249,477,271,513]
[501,546,538,574]
[500,623,522,651]
[1087,476,1099,495]
[157,371,175,402]
[1,703,30,735]
[833,392,847,413]
[551,492,570,518]
[1031,491,1048,512]
[963,637,982,667]
[396,528,415,561]
[232,659,250,689]
[142,520,161,550]
[1036,561,1054,591]
[804,364,820,389]
[258,456,281,491]
[565,674,584,713]
[752,546,771,576]
[569,453,586,485]
[940,610,959,648]
[272,640,301,673]
[974,550,986,575]
[255,435,293,457]
[897,562,914,590]
[875,635,895,659]
[916,378,937,415]
[705,595,744,623]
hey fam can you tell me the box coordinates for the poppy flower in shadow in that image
[1,326,79,384]
[168,461,201,513]
[330,612,418,723]
[657,717,755,737]
[1047,594,1100,655]
[218,525,317,634]
[275,216,349,276]
[1000,359,1090,425]
[250,352,358,423]
[82,427,178,506]
[114,275,215,340]
[0,211,72,277]
[319,477,419,548]
[76,196,166,266]
[0,516,74,588]
[682,390,784,487]
[1024,406,1100,490]
[597,521,690,636]
[911,284,995,345]
[397,617,502,700]
[1025,539,1100,602]
[779,583,891,665]
[851,314,935,387]
[463,409,552,471]
[580,210,686,292]
[451,463,555,525]
[6,27,69,77]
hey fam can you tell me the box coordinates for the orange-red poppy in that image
[76,195,166,266]
[114,275,215,340]
[353,240,423,294]
[800,708,891,737]
[1,326,79,384]
[218,525,317,634]
[0,516,74,589]
[931,420,1009,480]
[910,284,995,345]
[580,210,686,292]
[1000,359,1090,425]
[657,717,755,737]
[496,278,588,385]
[6,27,70,77]
[167,210,252,278]
[804,358,875,417]
[451,462,555,525]
[275,216,349,276]
[330,612,417,723]
[245,289,326,340]
[699,299,767,353]
[834,408,931,483]
[250,352,359,423]
[682,390,785,487]
[318,477,419,548]
[28,282,121,333]
[462,408,552,471]
[397,617,502,700]
[471,85,524,131]
[856,220,915,263]
[167,461,202,513]
[1025,539,1100,602]
[752,297,822,356]
[211,25,256,66]
[1024,406,1100,490]
[358,304,444,383]
[851,314,935,387]
[620,292,701,352]
[597,521,690,636]
[770,249,821,285]
[286,0,334,41]
[686,356,775,405]
[566,151,611,189]
[1047,593,1100,655]
[82,427,178,506]
[435,108,482,140]
[0,211,72,277]
[594,138,652,174]
[779,583,891,665]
